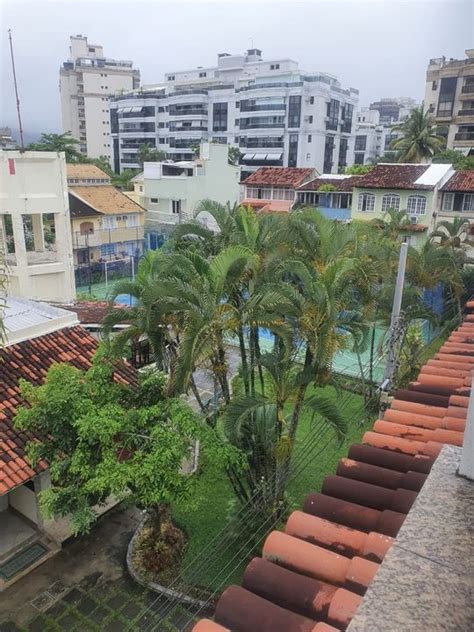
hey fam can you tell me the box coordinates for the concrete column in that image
[33,471,51,528]
[11,212,28,267]
[31,213,45,251]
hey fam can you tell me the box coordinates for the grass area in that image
[172,384,373,592]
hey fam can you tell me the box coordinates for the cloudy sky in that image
[1,0,472,139]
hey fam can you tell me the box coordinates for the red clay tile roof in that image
[241,199,293,213]
[441,170,474,192]
[241,167,315,188]
[60,301,125,325]
[0,326,138,494]
[354,164,432,190]
[298,176,361,192]
[193,306,474,632]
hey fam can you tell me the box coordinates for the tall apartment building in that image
[354,98,417,165]
[424,49,474,154]
[60,35,140,160]
[110,49,359,175]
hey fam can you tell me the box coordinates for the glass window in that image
[100,242,116,257]
[126,214,139,227]
[150,198,158,204]
[172,200,181,214]
[273,188,293,200]
[355,136,367,151]
[260,188,272,199]
[442,193,454,211]
[308,135,312,143]
[407,195,427,215]
[358,192,375,212]
[462,194,474,211]
[246,187,259,198]
[381,194,401,212]
[103,215,117,229]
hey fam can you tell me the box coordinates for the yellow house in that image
[67,164,145,265]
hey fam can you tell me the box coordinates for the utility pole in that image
[8,29,25,151]
[381,241,409,397]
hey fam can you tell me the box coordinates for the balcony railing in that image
[454,132,474,141]
[169,126,208,132]
[73,226,144,249]
[458,109,474,116]
[462,85,474,94]
[239,123,285,130]
[240,104,286,112]
[168,108,208,117]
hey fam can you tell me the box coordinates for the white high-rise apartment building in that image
[110,49,359,174]
[60,35,140,160]
[424,49,474,154]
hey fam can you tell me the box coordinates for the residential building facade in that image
[438,170,474,218]
[296,174,359,220]
[110,49,359,175]
[240,167,316,212]
[60,35,140,160]
[424,49,474,155]
[369,97,417,125]
[0,150,76,303]
[67,164,145,268]
[351,163,454,244]
[0,127,17,150]
[131,143,240,242]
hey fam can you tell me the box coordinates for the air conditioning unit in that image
[410,216,418,224]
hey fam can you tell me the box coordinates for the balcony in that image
[169,126,208,133]
[458,109,474,117]
[454,132,474,141]
[72,226,144,249]
[240,104,286,112]
[239,123,285,130]
[462,84,474,94]
[6,248,60,267]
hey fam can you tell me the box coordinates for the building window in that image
[100,242,116,257]
[358,192,375,212]
[310,96,315,105]
[326,99,339,131]
[288,133,299,167]
[273,188,293,200]
[288,96,302,128]
[354,153,365,165]
[308,115,313,124]
[308,134,312,143]
[338,138,348,169]
[270,64,280,70]
[213,102,228,132]
[103,216,117,229]
[323,136,335,173]
[462,194,474,211]
[432,81,438,90]
[126,214,139,228]
[381,194,401,212]
[437,77,457,117]
[355,135,367,151]
[172,200,181,214]
[246,186,259,198]
[199,71,207,77]
[168,75,175,81]
[407,195,427,215]
[150,198,158,204]
[442,193,454,211]
[88,47,95,53]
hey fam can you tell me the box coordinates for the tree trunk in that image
[369,325,376,398]
[189,373,206,415]
[254,329,265,396]
[238,326,250,395]
[148,503,171,538]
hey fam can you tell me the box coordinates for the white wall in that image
[9,485,38,524]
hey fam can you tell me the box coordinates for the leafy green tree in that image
[391,107,445,162]
[28,132,84,163]
[371,209,411,241]
[14,354,232,536]
[432,149,474,170]
[137,143,167,167]
[228,146,241,166]
[111,169,137,191]
[91,154,114,176]
[345,164,374,175]
[430,218,472,270]
[371,152,400,164]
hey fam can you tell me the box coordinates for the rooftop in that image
[69,186,145,216]
[354,164,434,190]
[193,306,474,632]
[66,164,111,181]
[0,324,138,495]
[441,170,474,192]
[60,300,125,325]
[241,167,316,188]
[3,296,78,345]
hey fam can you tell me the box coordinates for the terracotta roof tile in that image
[441,170,474,192]
[67,164,111,180]
[241,167,315,188]
[194,307,474,632]
[69,186,144,215]
[59,301,125,325]
[354,164,432,190]
[0,325,138,493]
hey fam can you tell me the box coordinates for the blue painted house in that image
[295,174,362,221]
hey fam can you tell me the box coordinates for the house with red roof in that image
[351,163,455,245]
[295,174,362,221]
[0,296,137,590]
[240,167,316,213]
[438,170,474,217]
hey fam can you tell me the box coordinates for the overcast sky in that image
[1,0,472,139]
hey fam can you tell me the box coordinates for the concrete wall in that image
[9,485,38,524]
[351,188,436,227]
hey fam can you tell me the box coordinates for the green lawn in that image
[172,385,373,593]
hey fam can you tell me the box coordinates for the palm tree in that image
[136,143,167,167]
[371,209,410,241]
[391,107,445,163]
[430,218,472,265]
[111,169,137,191]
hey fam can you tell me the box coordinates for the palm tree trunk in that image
[237,326,250,395]
[249,326,256,397]
[369,325,376,398]
[189,374,206,415]
[254,328,265,396]
[216,339,231,404]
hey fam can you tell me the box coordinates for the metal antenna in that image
[8,29,25,151]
